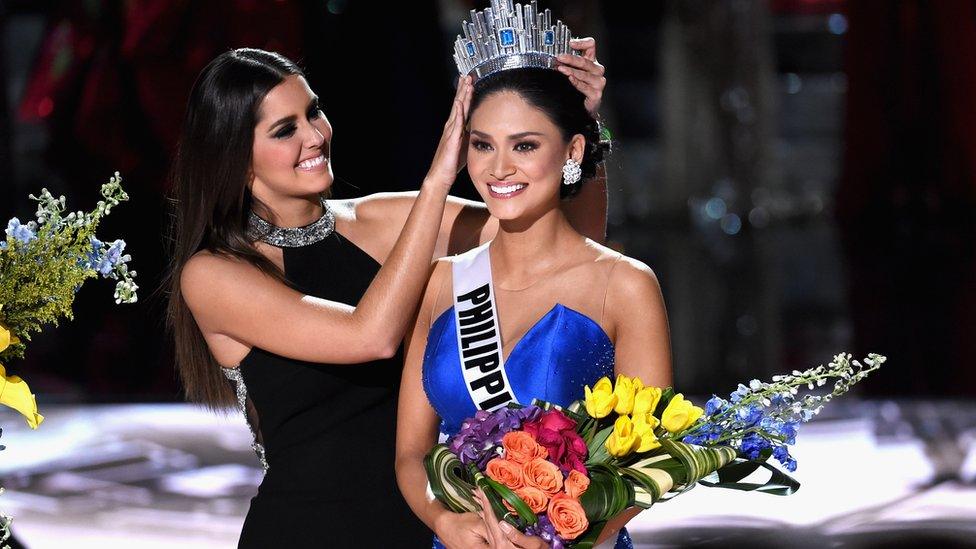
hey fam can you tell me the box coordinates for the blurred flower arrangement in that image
[427,353,885,548]
[0,173,137,543]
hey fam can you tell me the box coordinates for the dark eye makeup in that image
[272,102,324,140]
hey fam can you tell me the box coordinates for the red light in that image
[38,97,54,118]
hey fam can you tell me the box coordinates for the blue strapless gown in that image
[423,303,633,549]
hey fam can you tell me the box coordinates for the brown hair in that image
[164,48,302,410]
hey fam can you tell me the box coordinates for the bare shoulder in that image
[585,243,660,300]
[180,251,272,309]
[428,256,454,288]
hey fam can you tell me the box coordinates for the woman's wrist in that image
[420,176,454,196]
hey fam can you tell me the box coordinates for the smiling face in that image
[250,74,333,202]
[467,91,584,222]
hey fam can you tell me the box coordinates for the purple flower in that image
[448,405,542,469]
[524,514,566,549]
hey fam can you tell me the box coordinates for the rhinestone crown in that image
[453,0,579,83]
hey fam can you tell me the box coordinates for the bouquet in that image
[0,172,137,544]
[0,172,138,429]
[426,353,886,548]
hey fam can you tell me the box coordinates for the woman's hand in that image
[474,489,548,549]
[557,37,606,118]
[434,509,490,549]
[425,75,473,190]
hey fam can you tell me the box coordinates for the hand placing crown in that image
[453,0,581,83]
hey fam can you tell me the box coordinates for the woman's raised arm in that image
[181,78,472,365]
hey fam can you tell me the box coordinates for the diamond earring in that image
[562,158,582,186]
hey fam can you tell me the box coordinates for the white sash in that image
[451,242,518,411]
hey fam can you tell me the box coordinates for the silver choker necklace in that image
[247,196,335,248]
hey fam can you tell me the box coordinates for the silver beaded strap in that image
[246,196,335,248]
[222,367,270,471]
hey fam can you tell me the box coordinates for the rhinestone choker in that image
[247,196,335,248]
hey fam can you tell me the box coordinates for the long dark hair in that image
[164,48,302,410]
[470,68,610,198]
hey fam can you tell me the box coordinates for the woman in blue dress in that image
[396,41,673,549]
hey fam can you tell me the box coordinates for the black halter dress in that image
[228,231,431,548]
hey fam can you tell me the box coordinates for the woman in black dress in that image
[166,46,607,548]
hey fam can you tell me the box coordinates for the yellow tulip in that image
[584,376,617,419]
[633,386,663,417]
[661,393,703,434]
[0,305,18,353]
[632,413,661,452]
[605,415,640,457]
[633,377,644,393]
[612,374,637,415]
[0,364,43,429]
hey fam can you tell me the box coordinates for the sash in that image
[451,242,518,411]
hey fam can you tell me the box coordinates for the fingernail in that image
[499,522,513,534]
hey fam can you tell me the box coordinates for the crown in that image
[453,0,578,83]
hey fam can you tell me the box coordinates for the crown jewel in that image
[453,0,578,83]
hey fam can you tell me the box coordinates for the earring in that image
[562,158,582,186]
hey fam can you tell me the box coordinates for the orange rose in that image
[503,485,549,514]
[564,469,590,498]
[502,431,548,464]
[522,457,563,495]
[486,458,525,491]
[547,493,589,540]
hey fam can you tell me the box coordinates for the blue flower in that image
[773,445,798,471]
[95,239,126,275]
[705,395,727,416]
[770,392,792,408]
[5,218,36,244]
[740,432,771,460]
[736,404,764,427]
[730,383,750,403]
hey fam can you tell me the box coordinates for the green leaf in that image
[586,425,614,463]
[698,458,801,496]
[423,445,478,513]
[579,463,633,522]
[570,520,606,549]
[475,473,538,527]
[654,387,676,417]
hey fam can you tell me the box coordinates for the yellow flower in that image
[0,305,19,353]
[632,413,661,452]
[584,377,617,419]
[605,415,640,457]
[612,374,637,415]
[661,393,703,434]
[633,386,663,417]
[0,364,43,429]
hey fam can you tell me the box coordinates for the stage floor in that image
[0,401,974,548]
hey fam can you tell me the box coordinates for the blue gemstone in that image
[499,28,516,47]
[465,41,476,57]
[544,30,554,45]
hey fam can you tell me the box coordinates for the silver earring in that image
[562,158,582,186]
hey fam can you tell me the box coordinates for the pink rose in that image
[523,409,588,475]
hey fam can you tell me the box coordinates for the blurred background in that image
[0,0,974,547]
